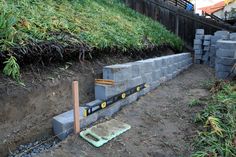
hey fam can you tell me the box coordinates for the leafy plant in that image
[3,56,21,82]
[191,81,236,157]
[189,99,201,107]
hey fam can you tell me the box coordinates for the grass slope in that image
[0,0,183,52]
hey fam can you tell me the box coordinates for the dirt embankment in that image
[0,47,175,156]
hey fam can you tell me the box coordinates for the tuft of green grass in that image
[191,81,236,157]
[189,99,202,107]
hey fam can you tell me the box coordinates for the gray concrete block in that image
[211,36,222,44]
[214,31,230,38]
[203,40,210,46]
[95,82,128,100]
[139,85,151,97]
[125,62,141,78]
[166,74,173,80]
[137,59,154,74]
[167,64,175,74]
[195,34,204,40]
[194,39,202,45]
[215,57,236,66]
[152,70,161,81]
[196,29,204,35]
[216,40,236,49]
[195,54,202,60]
[154,58,162,69]
[194,44,202,50]
[84,100,103,114]
[128,76,143,89]
[203,46,210,51]
[204,35,212,40]
[98,100,124,117]
[150,80,160,90]
[216,71,230,79]
[53,108,98,140]
[216,48,236,58]
[215,64,233,72]
[127,93,138,104]
[141,72,153,84]
[230,33,236,41]
[103,64,132,82]
[195,49,203,55]
[161,67,168,76]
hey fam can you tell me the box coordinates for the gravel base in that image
[8,136,60,157]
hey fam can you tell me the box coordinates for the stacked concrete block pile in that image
[202,35,212,65]
[53,53,192,140]
[216,40,236,79]
[194,29,204,64]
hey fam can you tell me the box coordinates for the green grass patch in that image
[191,81,236,157]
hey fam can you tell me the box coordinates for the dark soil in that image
[0,48,176,157]
[37,64,215,157]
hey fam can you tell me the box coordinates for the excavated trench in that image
[0,47,178,157]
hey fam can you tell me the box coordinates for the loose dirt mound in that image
[37,64,214,157]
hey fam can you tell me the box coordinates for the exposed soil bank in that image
[0,48,175,156]
[38,64,215,157]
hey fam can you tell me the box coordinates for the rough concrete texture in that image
[194,39,202,45]
[216,48,236,58]
[53,53,193,140]
[194,49,203,55]
[203,40,210,46]
[195,34,204,40]
[204,35,212,40]
[193,44,202,50]
[215,64,233,72]
[214,30,230,39]
[103,64,132,82]
[216,57,236,66]
[230,33,236,41]
[196,29,204,35]
[216,40,236,49]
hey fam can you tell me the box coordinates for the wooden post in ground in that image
[72,81,80,134]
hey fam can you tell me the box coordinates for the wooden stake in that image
[72,81,80,134]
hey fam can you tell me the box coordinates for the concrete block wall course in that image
[216,48,236,58]
[214,31,230,39]
[216,71,230,79]
[103,64,132,82]
[95,82,128,100]
[215,64,233,72]
[53,53,193,140]
[216,57,236,66]
[216,40,236,49]
[128,76,143,89]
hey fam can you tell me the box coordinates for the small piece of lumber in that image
[95,79,114,85]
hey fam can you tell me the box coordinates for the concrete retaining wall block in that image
[103,64,132,82]
[215,64,233,72]
[216,40,236,49]
[216,48,236,58]
[216,57,236,66]
[196,29,204,35]
[95,82,128,100]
